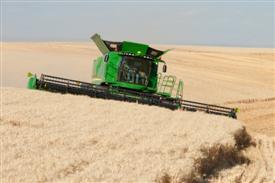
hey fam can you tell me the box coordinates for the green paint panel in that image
[121,41,148,56]
[105,52,122,83]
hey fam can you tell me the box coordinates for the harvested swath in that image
[1,87,271,183]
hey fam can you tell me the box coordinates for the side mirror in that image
[104,54,109,62]
[163,64,167,73]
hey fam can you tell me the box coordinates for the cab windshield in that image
[118,56,152,86]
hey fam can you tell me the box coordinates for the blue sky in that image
[1,0,274,47]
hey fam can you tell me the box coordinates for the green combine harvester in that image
[27,33,238,118]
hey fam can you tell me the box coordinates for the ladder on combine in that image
[158,75,176,97]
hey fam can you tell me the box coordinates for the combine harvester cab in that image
[27,33,238,119]
[90,34,179,94]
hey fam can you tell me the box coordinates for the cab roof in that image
[91,33,171,59]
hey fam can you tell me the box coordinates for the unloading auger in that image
[27,34,238,119]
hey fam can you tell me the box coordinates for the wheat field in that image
[1,43,275,182]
